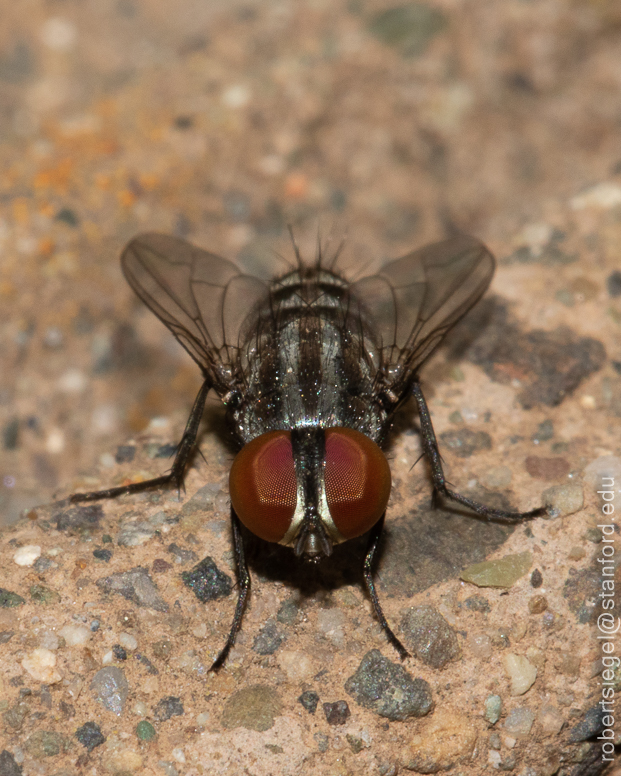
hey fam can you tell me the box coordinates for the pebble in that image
[503,706,536,737]
[570,182,621,209]
[117,521,156,547]
[55,504,103,534]
[153,696,184,722]
[542,483,584,516]
[484,695,502,724]
[119,632,138,651]
[480,466,512,489]
[298,691,319,714]
[221,685,282,732]
[21,648,62,684]
[316,608,346,647]
[367,2,447,58]
[75,721,105,751]
[0,750,22,775]
[607,270,621,298]
[400,605,461,668]
[181,557,232,602]
[344,649,434,720]
[96,567,169,612]
[136,720,157,741]
[13,545,41,567]
[460,551,532,588]
[30,584,60,605]
[39,630,60,650]
[167,543,199,564]
[115,445,136,463]
[525,456,570,480]
[538,704,564,736]
[59,624,91,646]
[93,548,112,562]
[528,595,548,614]
[463,595,491,613]
[278,650,313,681]
[400,710,477,771]
[33,556,56,572]
[104,750,143,773]
[582,454,621,488]
[90,667,129,715]
[530,569,543,588]
[0,588,25,607]
[531,419,554,443]
[468,633,492,659]
[503,653,537,695]
[568,706,604,742]
[322,700,351,726]
[438,428,492,458]
[252,620,284,655]
[24,730,70,758]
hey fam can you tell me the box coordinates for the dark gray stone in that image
[181,557,232,602]
[75,721,105,751]
[345,649,433,720]
[96,567,169,612]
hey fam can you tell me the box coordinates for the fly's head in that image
[229,426,391,560]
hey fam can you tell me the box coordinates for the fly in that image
[70,231,545,669]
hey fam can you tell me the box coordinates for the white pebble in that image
[22,648,63,684]
[172,748,186,764]
[119,632,138,651]
[571,182,621,210]
[102,650,114,665]
[46,428,65,454]
[196,712,209,726]
[41,18,77,51]
[503,653,537,696]
[14,545,41,566]
[39,631,60,650]
[278,650,313,681]
[222,84,251,108]
[59,624,91,646]
[58,369,87,393]
[133,701,149,717]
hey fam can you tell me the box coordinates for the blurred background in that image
[1,0,620,525]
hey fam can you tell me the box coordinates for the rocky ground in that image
[0,1,620,774]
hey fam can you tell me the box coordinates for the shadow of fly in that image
[69,230,545,669]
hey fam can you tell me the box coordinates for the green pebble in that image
[485,694,502,724]
[136,721,156,741]
[460,551,532,588]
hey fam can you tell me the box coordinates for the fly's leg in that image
[210,511,251,671]
[69,378,212,503]
[363,514,409,660]
[411,381,546,521]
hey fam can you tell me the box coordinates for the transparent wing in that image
[121,233,267,374]
[350,235,495,377]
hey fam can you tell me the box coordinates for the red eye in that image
[324,428,391,540]
[229,431,297,543]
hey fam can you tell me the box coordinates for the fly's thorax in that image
[228,425,392,558]
[231,266,388,443]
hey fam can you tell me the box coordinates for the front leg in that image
[210,511,251,671]
[69,377,212,503]
[411,381,546,522]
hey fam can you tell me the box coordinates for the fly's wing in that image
[350,235,495,380]
[121,233,267,376]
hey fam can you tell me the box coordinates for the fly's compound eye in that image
[324,428,391,540]
[229,431,297,543]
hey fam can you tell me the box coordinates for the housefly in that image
[71,231,545,669]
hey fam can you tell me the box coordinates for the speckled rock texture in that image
[1,1,620,774]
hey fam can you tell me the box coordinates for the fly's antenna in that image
[287,224,304,270]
